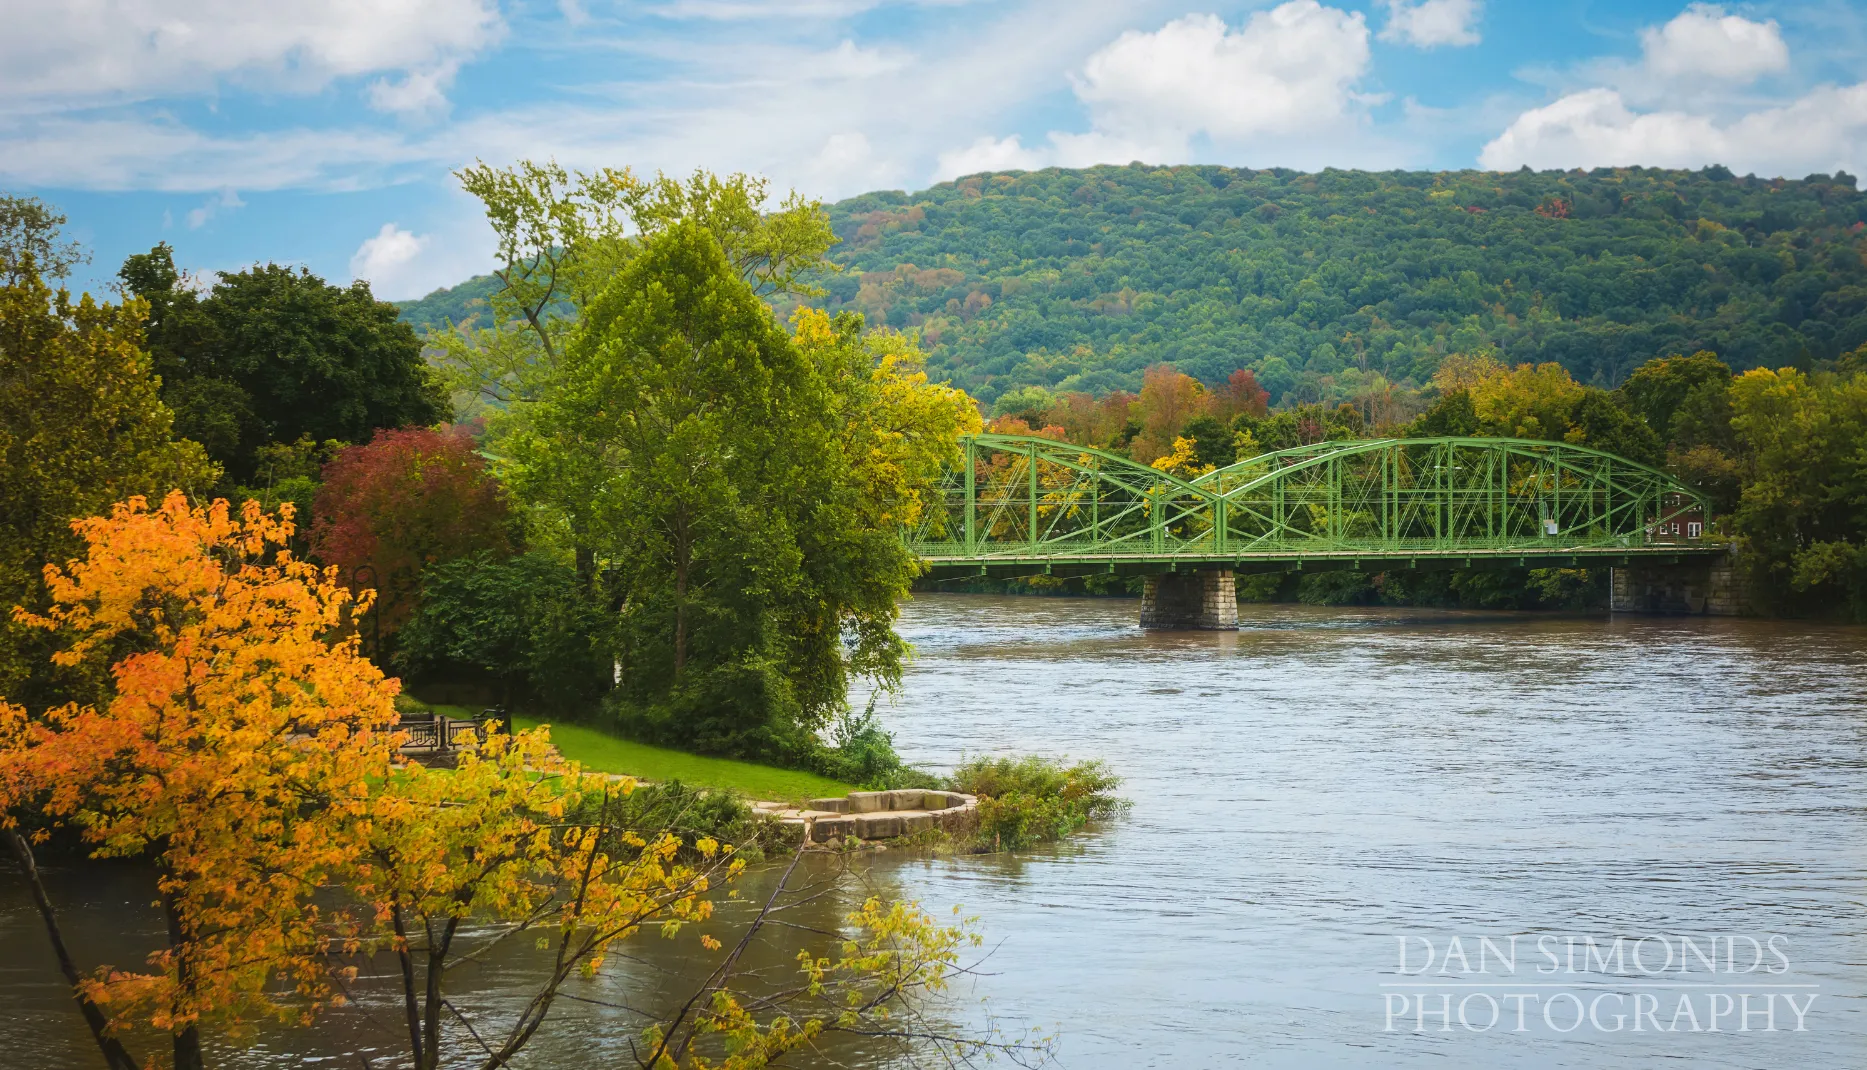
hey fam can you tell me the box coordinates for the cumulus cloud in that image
[1073,3,1372,141]
[1640,4,1788,84]
[1478,84,1867,177]
[934,2,1381,181]
[799,131,901,190]
[349,223,433,299]
[1378,0,1481,49]
[2,0,502,109]
[934,134,1046,178]
[1477,3,1857,179]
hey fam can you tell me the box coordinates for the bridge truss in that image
[909,434,1715,578]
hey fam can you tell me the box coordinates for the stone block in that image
[846,791,892,813]
[809,815,854,843]
[805,797,849,813]
[853,813,902,839]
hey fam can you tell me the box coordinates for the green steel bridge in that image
[909,434,1718,580]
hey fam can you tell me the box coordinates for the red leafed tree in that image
[1212,368,1271,421]
[310,426,512,633]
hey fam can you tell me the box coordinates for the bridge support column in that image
[1609,553,1751,616]
[1140,569,1238,630]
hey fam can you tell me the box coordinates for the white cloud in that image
[438,0,1166,201]
[0,116,429,192]
[1072,4,1372,141]
[1476,3,1857,179]
[933,2,1387,182]
[812,40,912,80]
[367,62,461,117]
[800,131,899,190]
[1477,83,1867,178]
[1378,0,1481,49]
[1640,4,1788,85]
[186,188,245,228]
[349,223,434,299]
[651,0,975,19]
[934,135,1046,179]
[2,0,502,109]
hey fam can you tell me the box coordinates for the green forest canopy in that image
[401,164,1867,406]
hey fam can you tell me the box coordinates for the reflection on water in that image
[6,595,1866,1068]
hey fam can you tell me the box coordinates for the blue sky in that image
[6,0,1865,300]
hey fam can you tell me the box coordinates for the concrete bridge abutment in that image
[1140,569,1238,630]
[1609,553,1752,616]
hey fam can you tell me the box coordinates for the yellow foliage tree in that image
[348,732,733,1070]
[1149,435,1214,478]
[792,308,981,532]
[1,493,397,1070]
[1467,361,1586,441]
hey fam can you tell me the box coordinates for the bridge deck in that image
[917,542,1720,579]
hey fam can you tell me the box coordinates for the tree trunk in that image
[673,553,688,677]
[420,916,460,1070]
[574,544,596,590]
[390,902,425,1069]
[161,886,206,1070]
[4,829,141,1070]
[672,509,691,678]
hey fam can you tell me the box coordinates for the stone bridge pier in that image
[1609,553,1751,615]
[1140,569,1238,630]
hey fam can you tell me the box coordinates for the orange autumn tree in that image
[0,492,400,1070]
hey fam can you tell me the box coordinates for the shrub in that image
[947,756,1127,851]
[811,699,940,790]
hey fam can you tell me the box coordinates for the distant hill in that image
[397,272,499,334]
[402,164,1867,404]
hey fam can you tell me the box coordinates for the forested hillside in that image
[401,164,1867,406]
[820,165,1867,404]
[398,271,499,334]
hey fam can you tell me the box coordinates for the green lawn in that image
[422,707,847,801]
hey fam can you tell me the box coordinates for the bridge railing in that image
[909,434,1709,561]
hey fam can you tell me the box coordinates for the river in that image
[5,594,1865,1068]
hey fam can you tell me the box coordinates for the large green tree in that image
[515,222,972,758]
[434,162,837,415]
[119,245,447,482]
[1727,366,1867,616]
[0,262,215,704]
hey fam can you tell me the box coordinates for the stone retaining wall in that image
[754,789,979,844]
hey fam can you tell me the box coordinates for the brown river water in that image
[5,593,1866,1068]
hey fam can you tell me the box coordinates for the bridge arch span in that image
[910,433,1713,579]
